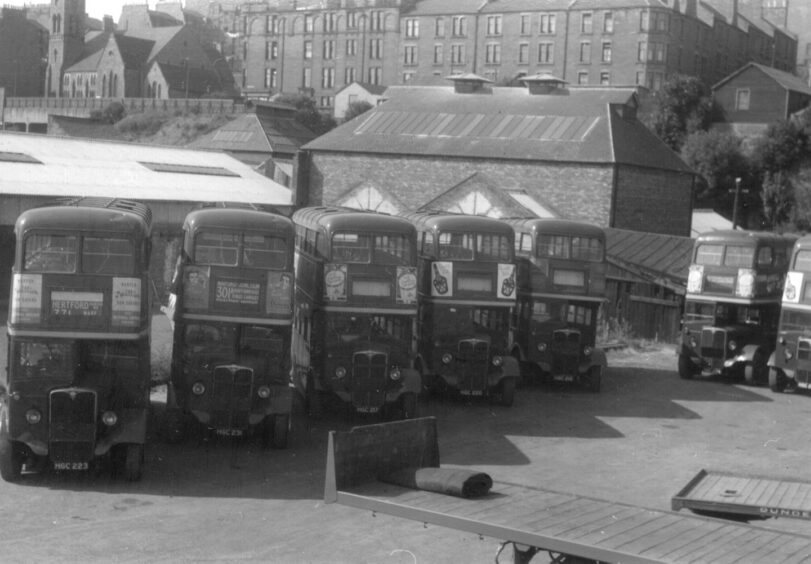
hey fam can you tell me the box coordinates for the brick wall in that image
[614,165,693,236]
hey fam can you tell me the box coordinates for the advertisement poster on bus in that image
[498,264,516,299]
[266,272,293,314]
[431,262,452,297]
[112,277,142,328]
[784,271,803,304]
[324,264,347,301]
[183,265,210,310]
[10,273,42,325]
[396,266,417,305]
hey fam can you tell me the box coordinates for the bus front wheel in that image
[263,414,289,449]
[769,368,787,393]
[0,439,23,482]
[400,393,418,419]
[585,366,601,393]
[113,443,143,481]
[678,355,695,380]
[499,378,516,407]
[744,351,767,386]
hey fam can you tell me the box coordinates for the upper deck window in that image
[794,249,811,271]
[373,234,412,265]
[695,244,756,267]
[724,246,754,267]
[194,232,239,266]
[243,234,287,269]
[332,233,371,263]
[82,237,135,274]
[24,234,77,273]
[536,234,603,262]
[479,234,512,261]
[439,232,475,260]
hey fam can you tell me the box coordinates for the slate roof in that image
[304,85,693,173]
[606,228,694,291]
[403,0,484,15]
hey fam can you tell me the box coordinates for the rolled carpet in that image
[381,466,493,498]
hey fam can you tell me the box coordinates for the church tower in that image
[47,0,86,97]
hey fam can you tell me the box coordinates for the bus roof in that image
[694,229,797,247]
[293,207,416,235]
[184,207,294,235]
[402,211,514,236]
[505,218,605,240]
[15,198,152,236]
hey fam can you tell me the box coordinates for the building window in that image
[435,17,445,37]
[405,18,419,38]
[538,43,554,64]
[540,13,556,34]
[322,67,335,88]
[452,16,467,37]
[603,12,613,33]
[654,12,669,32]
[579,41,591,63]
[303,67,312,88]
[323,40,335,59]
[403,71,415,83]
[636,71,645,85]
[486,15,502,36]
[370,11,383,31]
[304,14,314,33]
[600,71,610,85]
[433,44,443,64]
[368,66,382,84]
[637,41,647,62]
[324,12,336,33]
[640,11,649,32]
[346,39,357,56]
[581,12,592,34]
[304,40,313,59]
[347,12,357,29]
[518,43,529,64]
[578,71,588,85]
[404,45,417,65]
[602,42,612,63]
[520,14,531,35]
[735,88,750,110]
[451,44,465,64]
[345,67,356,84]
[650,42,666,63]
[320,96,334,107]
[485,43,501,64]
[369,38,382,59]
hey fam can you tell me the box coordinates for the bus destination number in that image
[215,280,260,306]
[53,461,89,471]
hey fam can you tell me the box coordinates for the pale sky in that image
[6,1,162,21]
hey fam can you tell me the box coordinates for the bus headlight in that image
[441,353,453,364]
[728,340,737,351]
[257,386,271,399]
[690,336,698,348]
[25,409,42,425]
[192,382,206,395]
[583,346,593,356]
[491,356,503,367]
[389,369,401,381]
[536,342,547,352]
[785,349,794,361]
[335,366,347,379]
[101,411,118,426]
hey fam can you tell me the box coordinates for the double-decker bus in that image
[506,219,607,392]
[770,235,811,393]
[291,207,421,419]
[679,230,796,385]
[2,198,152,482]
[403,212,519,406]
[165,204,295,447]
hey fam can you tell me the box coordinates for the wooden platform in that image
[324,419,811,563]
[673,469,811,522]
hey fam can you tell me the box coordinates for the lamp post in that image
[183,58,190,99]
[730,177,749,230]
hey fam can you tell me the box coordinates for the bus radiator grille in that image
[49,389,97,443]
[210,366,253,429]
[351,352,387,409]
[700,328,726,360]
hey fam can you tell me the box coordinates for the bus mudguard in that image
[94,408,147,455]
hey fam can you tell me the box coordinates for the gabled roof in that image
[606,228,694,292]
[403,0,484,15]
[712,63,811,96]
[336,82,387,96]
[304,85,694,173]
[116,34,155,69]
[691,209,733,237]
[155,61,220,96]
[190,111,317,157]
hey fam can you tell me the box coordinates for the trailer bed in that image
[325,418,811,563]
[672,469,811,522]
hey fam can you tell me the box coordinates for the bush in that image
[115,111,171,136]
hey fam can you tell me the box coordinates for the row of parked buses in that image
[0,199,608,482]
[678,229,811,394]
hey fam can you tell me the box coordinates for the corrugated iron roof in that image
[305,85,693,172]
[0,132,291,206]
[606,228,694,289]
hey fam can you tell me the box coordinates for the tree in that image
[645,74,714,152]
[750,119,808,175]
[276,94,337,135]
[680,129,749,211]
[343,101,373,122]
[760,171,793,229]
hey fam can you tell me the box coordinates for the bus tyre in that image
[165,409,185,444]
[769,368,787,393]
[0,439,23,482]
[678,355,695,380]
[263,414,289,449]
[499,378,516,407]
[400,393,418,419]
[744,351,767,386]
[113,444,143,482]
[586,366,601,393]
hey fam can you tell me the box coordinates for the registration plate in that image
[216,429,244,437]
[356,406,379,414]
[53,461,89,471]
[460,390,484,396]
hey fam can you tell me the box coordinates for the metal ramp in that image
[324,418,811,564]
[673,469,811,522]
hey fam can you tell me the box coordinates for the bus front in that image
[679,231,790,385]
[512,220,607,392]
[168,209,295,447]
[312,223,421,418]
[418,219,520,406]
[770,236,811,392]
[2,202,152,482]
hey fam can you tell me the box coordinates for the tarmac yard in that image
[1,317,811,563]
